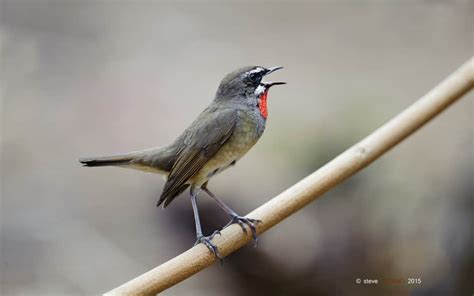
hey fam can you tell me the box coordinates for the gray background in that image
[1,1,473,295]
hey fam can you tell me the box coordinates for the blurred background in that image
[1,1,472,295]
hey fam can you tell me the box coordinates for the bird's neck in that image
[213,90,268,119]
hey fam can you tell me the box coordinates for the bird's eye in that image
[248,72,259,82]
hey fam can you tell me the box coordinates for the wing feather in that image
[157,108,238,207]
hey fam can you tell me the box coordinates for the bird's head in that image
[215,66,285,103]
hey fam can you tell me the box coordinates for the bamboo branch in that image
[105,58,474,296]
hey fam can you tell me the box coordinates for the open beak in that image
[261,81,286,88]
[266,66,284,75]
[262,66,286,88]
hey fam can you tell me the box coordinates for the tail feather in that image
[79,146,177,174]
[79,154,134,167]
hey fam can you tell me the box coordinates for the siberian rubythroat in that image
[79,66,285,259]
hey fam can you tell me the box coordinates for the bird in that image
[79,66,285,259]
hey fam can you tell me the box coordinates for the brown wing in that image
[157,108,238,207]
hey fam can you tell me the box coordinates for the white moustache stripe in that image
[254,84,266,95]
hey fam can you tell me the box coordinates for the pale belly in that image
[189,110,265,186]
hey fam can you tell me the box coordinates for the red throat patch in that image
[258,90,269,119]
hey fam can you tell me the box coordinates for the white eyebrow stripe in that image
[248,67,265,75]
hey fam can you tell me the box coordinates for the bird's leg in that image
[190,187,222,262]
[202,184,262,247]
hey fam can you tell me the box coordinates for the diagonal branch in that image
[105,57,474,296]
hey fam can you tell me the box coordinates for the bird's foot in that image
[194,231,222,263]
[226,215,262,247]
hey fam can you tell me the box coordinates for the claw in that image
[210,229,221,239]
[194,234,223,264]
[226,216,262,247]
